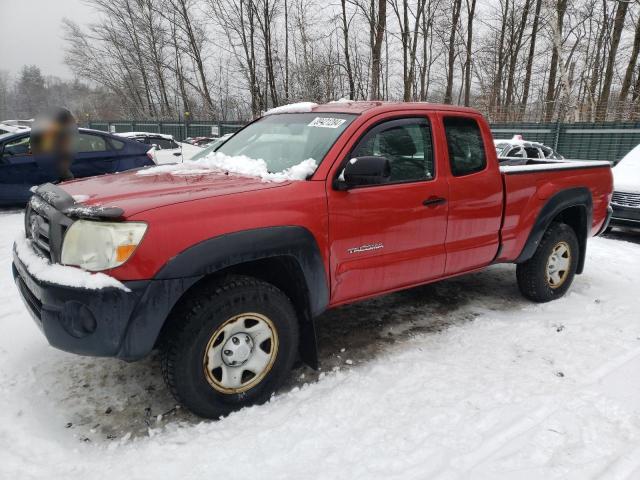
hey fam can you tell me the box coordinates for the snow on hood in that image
[14,235,129,291]
[137,152,318,183]
[263,102,318,115]
[613,144,640,194]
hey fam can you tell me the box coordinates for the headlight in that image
[61,220,147,271]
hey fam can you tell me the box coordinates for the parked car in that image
[13,102,612,418]
[610,144,640,229]
[495,135,564,162]
[117,131,202,164]
[0,119,32,135]
[187,132,234,161]
[0,128,155,206]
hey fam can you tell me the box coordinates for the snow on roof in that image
[0,123,31,133]
[116,131,175,140]
[14,234,129,291]
[137,151,317,182]
[263,102,318,116]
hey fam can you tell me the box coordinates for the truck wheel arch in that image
[120,226,328,367]
[515,187,592,274]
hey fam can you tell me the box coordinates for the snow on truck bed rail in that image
[137,151,318,182]
[500,160,611,173]
[14,235,129,291]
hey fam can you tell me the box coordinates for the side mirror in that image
[151,143,160,150]
[336,156,391,190]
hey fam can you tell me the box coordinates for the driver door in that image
[327,116,448,304]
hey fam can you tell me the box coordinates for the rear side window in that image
[443,117,486,176]
[110,139,126,150]
[75,133,108,153]
[152,138,179,149]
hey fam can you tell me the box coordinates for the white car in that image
[117,131,202,164]
[494,135,563,161]
[610,144,640,229]
[0,120,32,135]
[187,133,234,161]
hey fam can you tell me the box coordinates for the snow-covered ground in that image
[1,209,640,479]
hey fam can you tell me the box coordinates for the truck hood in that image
[60,168,289,216]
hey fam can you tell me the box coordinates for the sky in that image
[0,0,96,79]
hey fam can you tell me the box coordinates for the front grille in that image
[25,186,75,264]
[612,191,640,209]
[28,210,52,259]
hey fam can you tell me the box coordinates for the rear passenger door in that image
[71,132,117,178]
[441,115,503,275]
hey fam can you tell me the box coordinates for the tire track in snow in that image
[434,345,640,479]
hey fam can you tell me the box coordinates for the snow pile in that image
[263,101,318,115]
[14,234,129,291]
[137,151,318,182]
[329,98,354,104]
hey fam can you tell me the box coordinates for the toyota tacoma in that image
[13,102,613,418]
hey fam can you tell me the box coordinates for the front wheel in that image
[161,275,299,418]
[516,222,579,303]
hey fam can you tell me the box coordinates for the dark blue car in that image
[0,128,155,206]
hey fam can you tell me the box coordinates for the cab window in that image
[351,118,434,183]
[443,117,487,176]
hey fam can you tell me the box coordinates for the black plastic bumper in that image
[12,250,199,361]
[610,203,640,229]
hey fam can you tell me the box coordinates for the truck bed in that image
[497,159,613,263]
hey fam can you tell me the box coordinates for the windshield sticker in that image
[308,117,347,128]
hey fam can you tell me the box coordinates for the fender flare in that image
[515,187,592,274]
[155,225,329,316]
[119,226,328,364]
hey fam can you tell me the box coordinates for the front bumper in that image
[12,250,198,361]
[610,203,640,229]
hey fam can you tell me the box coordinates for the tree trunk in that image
[544,0,567,122]
[520,0,542,118]
[369,0,386,100]
[341,0,355,99]
[595,0,628,122]
[617,14,640,114]
[443,0,462,104]
[463,0,476,106]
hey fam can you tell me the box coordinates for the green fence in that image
[490,122,640,163]
[87,120,246,141]
[89,119,640,163]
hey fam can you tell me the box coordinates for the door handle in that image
[422,197,447,207]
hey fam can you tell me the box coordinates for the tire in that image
[160,275,299,418]
[516,222,579,303]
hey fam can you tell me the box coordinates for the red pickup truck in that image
[13,102,613,418]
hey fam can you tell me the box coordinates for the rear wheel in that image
[516,222,579,303]
[161,275,299,418]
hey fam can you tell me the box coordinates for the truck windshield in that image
[214,113,356,173]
